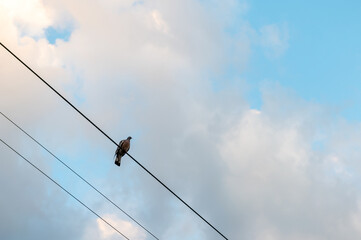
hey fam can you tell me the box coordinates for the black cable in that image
[0,138,130,240]
[0,111,159,240]
[0,42,228,240]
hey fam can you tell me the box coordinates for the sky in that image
[1,0,361,239]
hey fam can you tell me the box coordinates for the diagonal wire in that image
[0,42,228,240]
[0,111,159,240]
[0,138,130,240]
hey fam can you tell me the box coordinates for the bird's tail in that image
[115,154,122,166]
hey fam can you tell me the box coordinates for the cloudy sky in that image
[1,0,361,239]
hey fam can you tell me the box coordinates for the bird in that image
[114,136,132,166]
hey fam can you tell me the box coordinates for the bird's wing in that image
[115,140,125,155]
[122,140,130,152]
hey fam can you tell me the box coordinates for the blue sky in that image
[45,26,72,44]
[242,0,361,119]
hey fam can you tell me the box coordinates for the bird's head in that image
[127,136,132,140]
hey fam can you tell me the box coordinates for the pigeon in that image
[114,136,132,166]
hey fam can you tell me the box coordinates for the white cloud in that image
[218,86,361,239]
[1,1,361,240]
[96,214,146,240]
[0,0,52,38]
[259,23,289,58]
[151,10,169,34]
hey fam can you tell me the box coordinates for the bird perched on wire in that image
[114,136,132,166]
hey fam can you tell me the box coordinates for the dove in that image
[114,136,132,166]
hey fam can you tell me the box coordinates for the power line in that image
[0,111,159,240]
[0,138,130,240]
[0,42,228,240]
